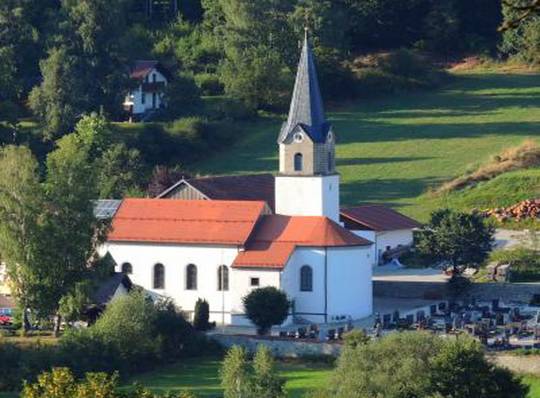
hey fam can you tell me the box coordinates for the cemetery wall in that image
[209,333,342,357]
[374,281,539,303]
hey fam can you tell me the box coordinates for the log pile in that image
[482,199,540,222]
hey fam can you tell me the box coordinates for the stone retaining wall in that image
[374,281,540,303]
[209,334,342,358]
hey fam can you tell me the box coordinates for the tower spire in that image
[278,30,329,144]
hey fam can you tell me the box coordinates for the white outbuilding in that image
[123,60,168,118]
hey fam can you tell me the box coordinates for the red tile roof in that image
[108,199,265,245]
[130,60,159,80]
[340,205,421,232]
[233,215,372,269]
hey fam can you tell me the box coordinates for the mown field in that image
[193,71,540,222]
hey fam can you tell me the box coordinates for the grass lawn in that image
[192,71,540,222]
[525,375,540,398]
[123,357,333,398]
[1,356,539,397]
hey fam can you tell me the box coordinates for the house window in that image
[152,73,157,82]
[142,93,146,104]
[152,92,156,108]
[121,262,132,274]
[153,263,165,289]
[294,153,303,171]
[217,265,229,291]
[250,277,260,287]
[300,265,313,292]
[186,264,197,290]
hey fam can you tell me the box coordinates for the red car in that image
[0,314,12,326]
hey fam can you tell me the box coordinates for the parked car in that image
[0,314,12,326]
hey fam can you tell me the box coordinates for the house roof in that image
[340,205,422,231]
[278,32,330,144]
[158,174,275,211]
[91,273,132,306]
[130,60,169,80]
[233,215,372,269]
[108,198,266,245]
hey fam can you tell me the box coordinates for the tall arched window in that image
[153,263,165,289]
[294,153,303,171]
[217,265,229,291]
[186,264,197,290]
[121,262,133,274]
[300,265,313,292]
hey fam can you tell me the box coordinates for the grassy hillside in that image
[193,71,540,222]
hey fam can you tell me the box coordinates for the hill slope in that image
[193,71,540,222]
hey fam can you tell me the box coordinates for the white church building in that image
[106,35,373,326]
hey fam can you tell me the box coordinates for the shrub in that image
[193,298,210,331]
[251,345,286,398]
[21,367,198,398]
[319,332,528,398]
[343,329,370,349]
[242,287,289,335]
[220,345,284,398]
[221,346,252,398]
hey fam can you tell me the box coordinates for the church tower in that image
[275,31,340,222]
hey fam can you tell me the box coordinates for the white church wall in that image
[229,267,282,326]
[280,248,327,324]
[106,242,240,324]
[275,174,340,222]
[351,230,377,267]
[327,246,372,320]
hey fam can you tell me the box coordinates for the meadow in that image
[193,71,540,222]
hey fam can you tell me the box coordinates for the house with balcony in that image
[123,60,169,118]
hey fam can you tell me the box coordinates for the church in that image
[105,34,374,326]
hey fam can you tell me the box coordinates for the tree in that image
[416,209,495,273]
[97,143,143,199]
[163,72,202,119]
[252,346,286,398]
[193,298,210,331]
[217,0,295,110]
[242,287,289,335]
[0,146,44,334]
[28,46,88,139]
[220,345,252,398]
[500,2,540,65]
[500,0,540,30]
[429,336,528,398]
[319,332,527,398]
[40,128,100,336]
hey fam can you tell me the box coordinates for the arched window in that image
[294,153,303,172]
[300,265,313,292]
[186,264,197,290]
[121,262,132,274]
[153,263,165,289]
[217,265,229,291]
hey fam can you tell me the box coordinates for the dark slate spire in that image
[278,30,330,144]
